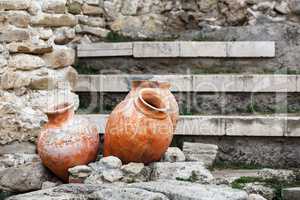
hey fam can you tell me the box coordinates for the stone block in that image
[78,42,133,57]
[226,42,275,57]
[180,42,227,57]
[0,0,31,10]
[0,27,29,42]
[133,42,180,58]
[183,142,218,167]
[282,187,300,200]
[30,13,78,27]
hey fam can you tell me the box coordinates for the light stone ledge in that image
[74,74,299,92]
[79,114,300,137]
[77,41,275,58]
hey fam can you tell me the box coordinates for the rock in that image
[28,0,42,15]
[77,15,105,27]
[218,0,248,25]
[0,26,29,42]
[121,0,139,15]
[274,1,290,14]
[98,156,122,169]
[248,194,267,200]
[53,27,76,44]
[68,165,93,183]
[0,142,36,155]
[110,14,165,39]
[42,0,67,14]
[162,147,185,162]
[150,162,214,184]
[243,183,275,200]
[30,13,78,27]
[0,162,53,192]
[0,154,40,170]
[8,54,45,71]
[43,45,75,69]
[257,168,296,183]
[121,162,151,183]
[103,0,122,19]
[0,55,7,68]
[1,70,31,89]
[67,0,82,14]
[30,27,53,40]
[130,180,249,200]
[41,181,60,189]
[102,169,124,182]
[76,24,109,37]
[8,40,53,54]
[289,0,300,15]
[82,3,103,15]
[0,0,31,10]
[84,0,99,5]
[0,11,30,28]
[183,142,218,167]
[7,184,169,200]
[0,91,47,144]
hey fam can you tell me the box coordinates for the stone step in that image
[77,41,275,58]
[282,187,300,200]
[78,114,300,137]
[74,74,300,92]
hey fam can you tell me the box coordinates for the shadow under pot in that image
[37,103,99,182]
[104,88,173,164]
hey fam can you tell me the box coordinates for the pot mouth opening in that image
[45,102,74,114]
[138,88,168,113]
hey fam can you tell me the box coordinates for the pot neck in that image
[134,88,168,120]
[45,103,74,127]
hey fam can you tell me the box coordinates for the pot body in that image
[37,104,99,182]
[104,88,173,164]
[126,80,179,130]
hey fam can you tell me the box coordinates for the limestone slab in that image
[133,42,180,58]
[180,42,227,57]
[78,42,133,57]
[226,41,275,57]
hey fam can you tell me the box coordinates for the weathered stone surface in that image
[121,0,139,15]
[82,3,103,15]
[30,27,53,40]
[257,169,296,182]
[41,181,60,189]
[7,184,169,200]
[67,0,82,14]
[162,147,185,163]
[150,162,214,184]
[0,0,31,10]
[43,45,75,68]
[53,27,75,44]
[102,169,124,182]
[121,162,151,183]
[282,187,300,200]
[75,24,109,37]
[0,11,30,28]
[248,194,267,200]
[289,0,300,15]
[8,40,53,54]
[0,142,36,155]
[98,156,122,169]
[133,42,179,58]
[8,54,45,70]
[31,13,77,27]
[218,0,248,25]
[77,15,105,27]
[130,180,249,200]
[0,26,30,42]
[28,0,42,15]
[42,0,67,14]
[0,162,53,192]
[0,154,40,170]
[68,165,93,183]
[243,183,275,200]
[103,0,122,19]
[183,142,218,167]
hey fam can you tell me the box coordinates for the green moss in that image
[212,161,268,171]
[67,2,82,15]
[105,31,132,43]
[231,176,300,200]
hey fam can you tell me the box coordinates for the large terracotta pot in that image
[104,88,173,164]
[126,80,179,130]
[37,103,99,182]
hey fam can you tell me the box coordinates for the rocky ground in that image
[1,144,299,200]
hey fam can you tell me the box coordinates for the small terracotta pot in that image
[126,80,179,130]
[104,88,173,164]
[37,103,99,182]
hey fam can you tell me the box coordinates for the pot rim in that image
[44,102,74,114]
[138,88,169,113]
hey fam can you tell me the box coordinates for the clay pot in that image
[37,103,99,182]
[126,80,179,130]
[104,88,173,164]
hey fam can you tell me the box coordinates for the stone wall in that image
[1,0,300,153]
